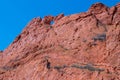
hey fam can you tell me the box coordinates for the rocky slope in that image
[0,3,120,80]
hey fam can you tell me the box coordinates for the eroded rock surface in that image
[0,3,120,80]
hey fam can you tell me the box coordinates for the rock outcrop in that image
[0,3,120,80]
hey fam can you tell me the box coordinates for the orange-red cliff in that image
[0,3,120,80]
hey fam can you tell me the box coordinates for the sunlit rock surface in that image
[0,3,120,80]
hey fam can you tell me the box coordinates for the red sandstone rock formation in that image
[0,3,120,80]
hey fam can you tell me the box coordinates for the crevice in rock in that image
[13,35,21,43]
[91,14,107,32]
[111,6,117,24]
[46,59,51,69]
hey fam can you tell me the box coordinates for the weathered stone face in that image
[0,3,120,80]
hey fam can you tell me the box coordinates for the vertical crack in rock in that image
[46,59,51,69]
[91,14,107,32]
[110,6,117,24]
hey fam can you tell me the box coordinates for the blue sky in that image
[0,0,119,50]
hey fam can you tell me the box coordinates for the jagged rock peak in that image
[88,2,109,14]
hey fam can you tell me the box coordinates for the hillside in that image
[0,3,120,80]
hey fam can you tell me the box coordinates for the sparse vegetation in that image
[54,65,68,71]
[71,64,104,72]
[71,64,84,69]
[54,64,104,72]
[92,33,106,41]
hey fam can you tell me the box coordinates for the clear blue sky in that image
[0,0,119,50]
